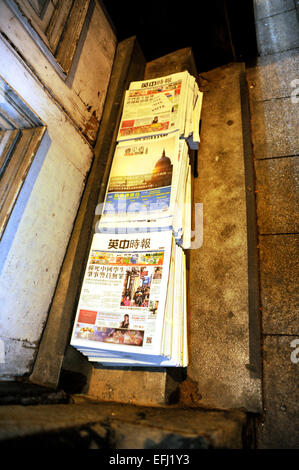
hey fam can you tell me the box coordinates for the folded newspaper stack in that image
[70,70,202,367]
[97,131,192,248]
[117,70,202,149]
[70,231,187,366]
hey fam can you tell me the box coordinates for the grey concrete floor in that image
[186,62,262,413]
[0,400,247,449]
[246,0,299,449]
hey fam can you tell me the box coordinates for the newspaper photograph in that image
[70,231,172,355]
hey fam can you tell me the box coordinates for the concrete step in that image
[0,399,248,449]
[182,62,262,412]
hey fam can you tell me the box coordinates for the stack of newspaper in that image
[117,70,202,149]
[70,231,187,367]
[70,71,202,367]
[97,131,192,248]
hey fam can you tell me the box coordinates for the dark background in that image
[100,0,258,72]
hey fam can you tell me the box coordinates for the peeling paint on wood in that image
[1,1,117,145]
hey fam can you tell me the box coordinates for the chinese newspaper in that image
[70,231,172,359]
[117,71,202,147]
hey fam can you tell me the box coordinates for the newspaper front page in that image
[99,131,181,225]
[70,231,172,357]
[117,71,189,141]
[85,239,188,367]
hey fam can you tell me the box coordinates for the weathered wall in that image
[0,1,117,379]
[248,0,299,449]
